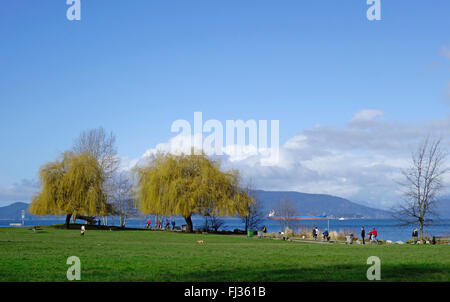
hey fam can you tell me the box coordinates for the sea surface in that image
[1,217,449,242]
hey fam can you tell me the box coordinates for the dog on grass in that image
[197,240,204,244]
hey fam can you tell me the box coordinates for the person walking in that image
[81,225,86,236]
[171,220,176,230]
[313,227,319,240]
[361,227,366,245]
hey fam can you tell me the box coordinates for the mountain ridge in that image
[252,190,392,219]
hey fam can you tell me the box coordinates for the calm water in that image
[1,217,449,242]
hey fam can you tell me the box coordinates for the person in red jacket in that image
[369,228,378,244]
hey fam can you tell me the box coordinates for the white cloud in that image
[351,109,384,122]
[349,109,385,129]
[136,133,276,167]
[0,179,39,206]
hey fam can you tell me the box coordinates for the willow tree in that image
[134,152,251,232]
[29,152,109,228]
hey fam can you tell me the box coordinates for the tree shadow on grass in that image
[172,263,449,282]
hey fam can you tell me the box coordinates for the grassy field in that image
[0,226,449,282]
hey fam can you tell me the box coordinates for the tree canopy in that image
[134,152,252,232]
[29,152,109,227]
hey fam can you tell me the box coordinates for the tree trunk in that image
[184,215,193,233]
[419,219,424,243]
[65,214,72,229]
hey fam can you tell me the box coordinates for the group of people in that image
[310,226,379,244]
[360,227,378,244]
[145,218,176,230]
[311,227,330,241]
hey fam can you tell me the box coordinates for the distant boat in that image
[339,217,345,221]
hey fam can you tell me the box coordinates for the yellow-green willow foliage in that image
[29,152,109,227]
[134,152,252,232]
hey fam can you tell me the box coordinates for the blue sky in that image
[0,1,449,208]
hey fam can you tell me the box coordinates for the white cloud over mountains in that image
[0,179,39,205]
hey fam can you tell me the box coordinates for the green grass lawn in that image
[0,227,448,282]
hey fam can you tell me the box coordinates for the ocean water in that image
[1,217,449,242]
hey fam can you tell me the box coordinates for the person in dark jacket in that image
[412,228,419,244]
[361,227,366,245]
[323,229,330,242]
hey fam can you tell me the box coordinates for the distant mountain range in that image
[0,202,63,221]
[252,190,450,219]
[252,190,392,219]
[1,191,449,220]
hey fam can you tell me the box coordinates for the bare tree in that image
[209,214,225,232]
[275,195,298,232]
[394,137,449,242]
[200,204,226,232]
[73,127,121,225]
[242,188,265,232]
[111,172,136,227]
[73,127,120,180]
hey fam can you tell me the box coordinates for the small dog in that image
[197,240,204,244]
